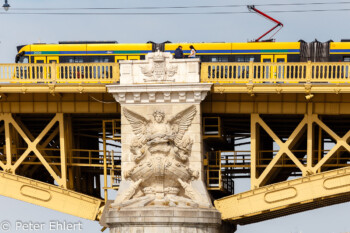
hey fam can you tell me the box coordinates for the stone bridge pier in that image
[101,52,223,233]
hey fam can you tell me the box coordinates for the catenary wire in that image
[8,1,350,11]
[1,8,350,15]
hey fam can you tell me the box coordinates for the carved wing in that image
[123,108,150,142]
[168,105,197,145]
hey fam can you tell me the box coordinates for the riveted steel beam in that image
[215,166,350,225]
[0,171,103,220]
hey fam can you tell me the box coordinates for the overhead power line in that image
[7,1,350,11]
[1,8,350,15]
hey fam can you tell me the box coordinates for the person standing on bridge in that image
[174,46,183,59]
[188,45,196,58]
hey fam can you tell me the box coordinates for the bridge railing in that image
[0,63,120,83]
[201,61,350,83]
[1,61,350,84]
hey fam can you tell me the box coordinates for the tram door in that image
[34,56,47,80]
[261,55,287,80]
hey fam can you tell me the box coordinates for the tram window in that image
[277,58,285,62]
[60,56,84,63]
[76,57,83,63]
[235,56,255,62]
[91,56,114,63]
[18,56,29,63]
[263,59,271,63]
[344,57,350,62]
[209,56,229,62]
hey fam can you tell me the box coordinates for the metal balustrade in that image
[201,61,350,83]
[0,61,350,84]
[0,63,120,83]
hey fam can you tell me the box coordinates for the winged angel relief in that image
[113,105,209,208]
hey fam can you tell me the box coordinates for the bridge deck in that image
[0,61,349,87]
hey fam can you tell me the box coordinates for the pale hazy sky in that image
[0,0,350,232]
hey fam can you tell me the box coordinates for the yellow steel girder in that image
[0,93,119,114]
[250,108,350,189]
[215,166,350,225]
[0,170,103,220]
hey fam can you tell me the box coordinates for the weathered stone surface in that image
[111,104,211,208]
[119,52,200,84]
[105,52,220,233]
[109,83,212,104]
[106,207,221,233]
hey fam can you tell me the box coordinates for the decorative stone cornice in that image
[107,83,212,104]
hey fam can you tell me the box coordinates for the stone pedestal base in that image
[106,207,221,233]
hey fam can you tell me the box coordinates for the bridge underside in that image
[0,93,121,220]
[0,91,350,223]
[203,92,350,222]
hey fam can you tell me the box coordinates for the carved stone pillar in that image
[104,52,221,233]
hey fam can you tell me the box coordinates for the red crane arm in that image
[247,5,283,42]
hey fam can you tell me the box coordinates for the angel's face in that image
[154,113,164,123]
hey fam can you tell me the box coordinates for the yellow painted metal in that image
[201,61,350,84]
[1,59,350,224]
[1,113,65,186]
[249,111,350,189]
[115,56,127,62]
[0,63,119,83]
[0,170,103,220]
[215,166,350,224]
[202,117,221,139]
[206,151,222,190]
[0,93,119,114]
[0,60,348,86]
[0,111,120,220]
[202,93,350,115]
[330,42,350,55]
[231,42,300,54]
[102,119,122,202]
[19,43,152,57]
[250,114,307,188]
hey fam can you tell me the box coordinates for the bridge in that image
[0,59,350,230]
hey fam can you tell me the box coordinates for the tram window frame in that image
[329,55,343,62]
[59,56,85,63]
[287,54,300,62]
[18,56,29,64]
[59,56,115,63]
[235,55,256,62]
[90,56,115,63]
[343,56,350,62]
[209,56,229,62]
[16,56,30,79]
